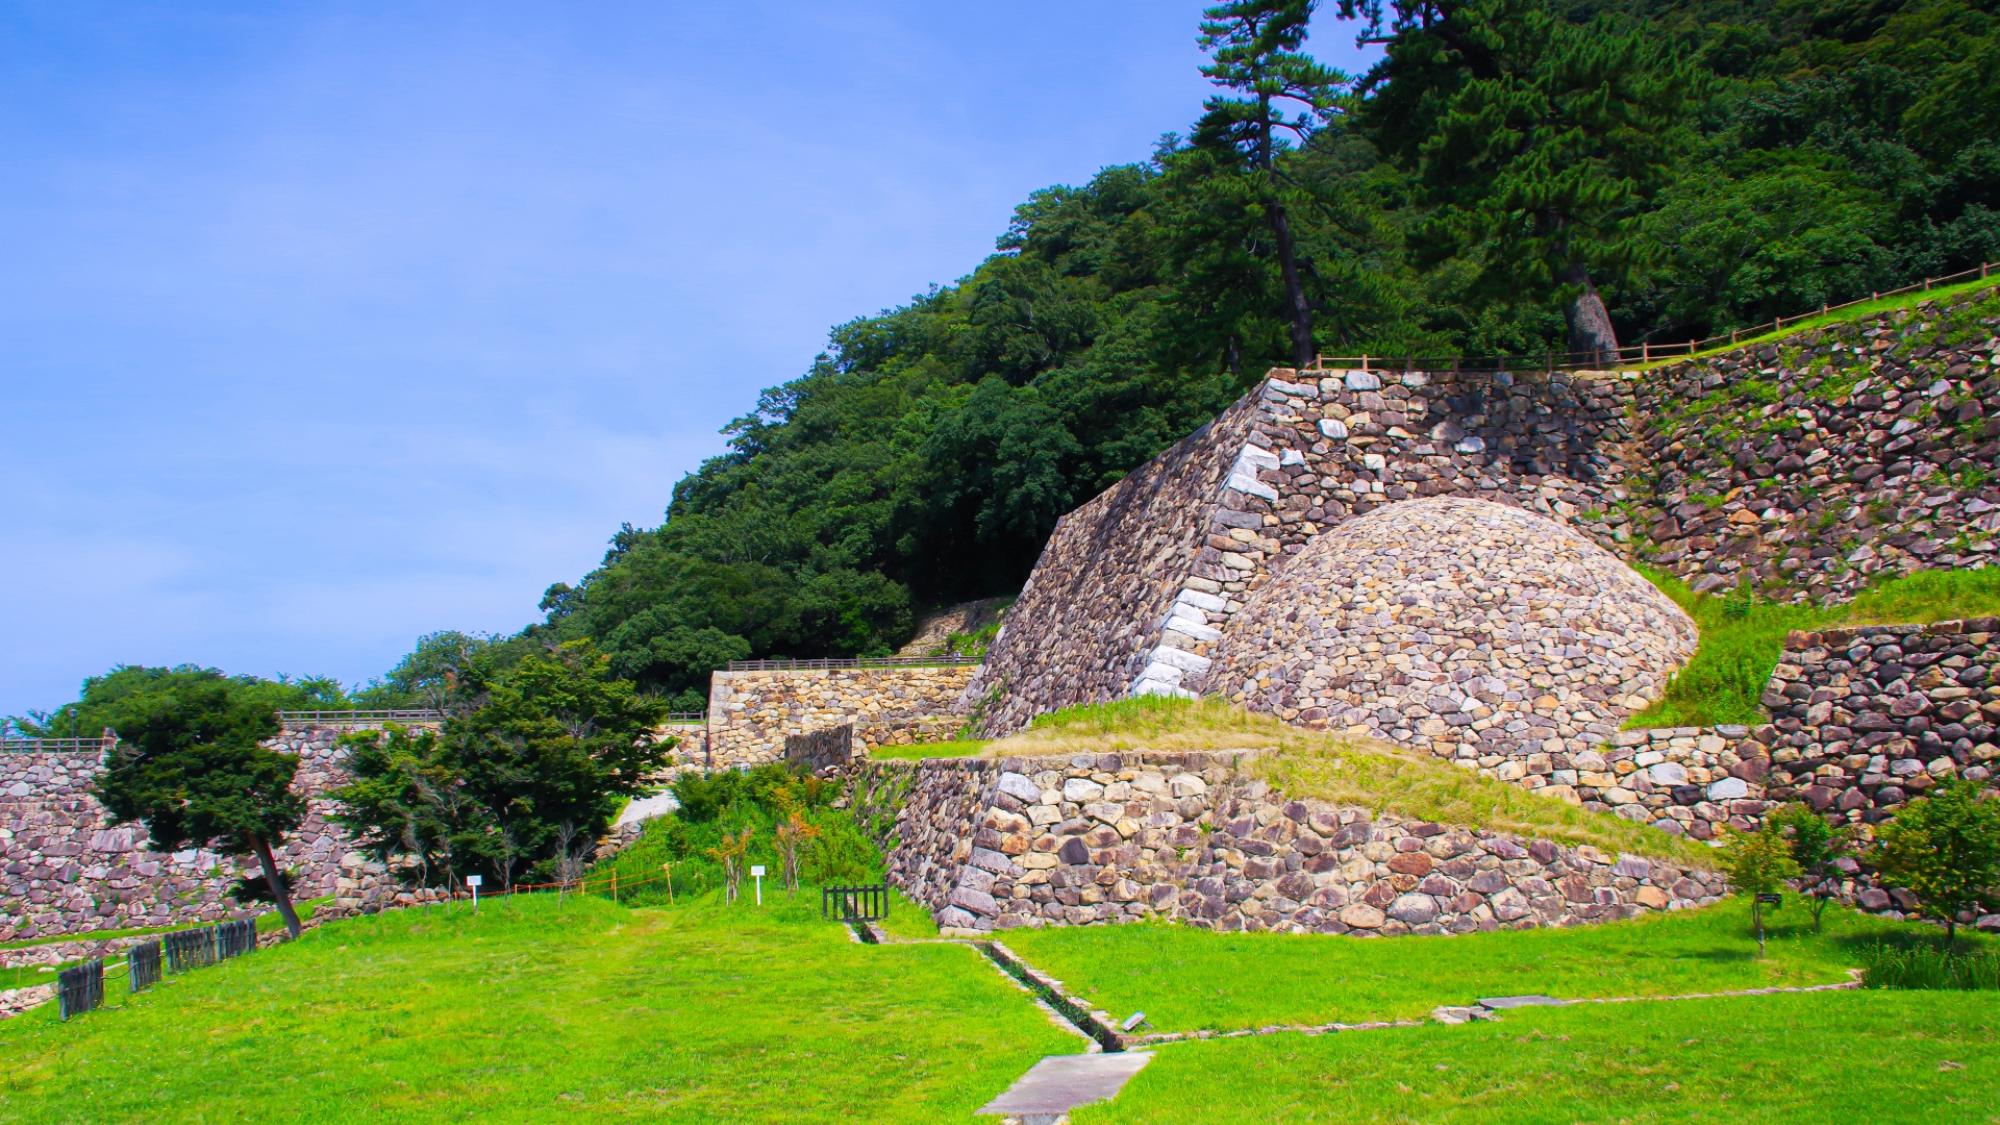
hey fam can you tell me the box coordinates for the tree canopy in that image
[91,674,311,937]
[334,640,672,890]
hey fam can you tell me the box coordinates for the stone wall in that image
[1632,286,2000,600]
[1546,617,2000,868]
[968,366,1639,735]
[0,728,389,943]
[869,751,1726,936]
[1752,618,1999,821]
[961,394,1266,735]
[705,665,975,769]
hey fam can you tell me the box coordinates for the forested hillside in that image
[490,1,2000,709]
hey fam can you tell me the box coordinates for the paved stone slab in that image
[980,1052,1152,1117]
[1478,994,1565,1010]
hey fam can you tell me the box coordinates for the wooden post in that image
[611,869,619,905]
[1642,341,1649,363]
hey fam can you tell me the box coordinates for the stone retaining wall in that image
[868,751,1725,936]
[705,666,973,769]
[0,728,390,943]
[1632,286,2000,602]
[1753,618,2000,819]
[967,366,1639,735]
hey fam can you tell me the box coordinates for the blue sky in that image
[0,2,1379,718]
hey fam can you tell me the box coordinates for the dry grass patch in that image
[986,697,1715,867]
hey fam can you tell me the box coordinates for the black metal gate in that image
[822,883,889,922]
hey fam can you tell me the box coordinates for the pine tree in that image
[94,677,309,939]
[1339,0,1703,363]
[1195,0,1350,371]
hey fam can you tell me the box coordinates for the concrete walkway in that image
[980,1052,1152,1120]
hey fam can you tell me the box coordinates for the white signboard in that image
[465,875,483,887]
[749,866,765,878]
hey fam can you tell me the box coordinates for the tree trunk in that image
[251,836,303,940]
[1269,203,1317,371]
[1561,259,1619,366]
[1257,97,1315,372]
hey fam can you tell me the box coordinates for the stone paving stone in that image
[980,1052,1153,1118]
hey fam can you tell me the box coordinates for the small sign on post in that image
[1753,891,1781,956]
[467,874,483,913]
[750,865,766,907]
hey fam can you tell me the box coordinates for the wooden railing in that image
[726,656,983,672]
[0,735,116,755]
[276,709,445,727]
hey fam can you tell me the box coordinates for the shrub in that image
[1872,781,2000,943]
[1766,803,1852,932]
[1860,944,2000,991]
[593,764,877,905]
[1721,823,1799,955]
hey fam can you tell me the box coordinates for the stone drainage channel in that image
[849,920,1866,1122]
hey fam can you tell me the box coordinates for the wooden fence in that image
[57,959,104,1020]
[275,709,445,727]
[128,939,162,993]
[727,655,983,672]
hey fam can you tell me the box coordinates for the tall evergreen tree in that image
[1195,0,1350,370]
[1339,0,1702,363]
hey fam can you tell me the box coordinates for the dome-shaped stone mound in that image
[1204,497,1696,770]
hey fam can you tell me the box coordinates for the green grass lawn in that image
[868,739,989,761]
[1001,900,1969,1033]
[1629,566,2000,728]
[1076,989,2000,1124]
[0,892,1072,1123]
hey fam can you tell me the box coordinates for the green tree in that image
[1873,781,2000,944]
[1339,0,1703,362]
[351,630,508,713]
[335,640,672,890]
[1721,822,1799,956]
[1766,803,1852,933]
[13,664,346,741]
[92,675,310,938]
[1194,0,1351,370]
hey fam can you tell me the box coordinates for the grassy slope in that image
[1001,901,1971,1033]
[868,739,989,761]
[1077,990,2000,1124]
[1621,274,2000,373]
[985,697,1716,867]
[1630,566,2000,728]
[0,893,1072,1124]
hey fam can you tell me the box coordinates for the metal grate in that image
[822,884,890,922]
